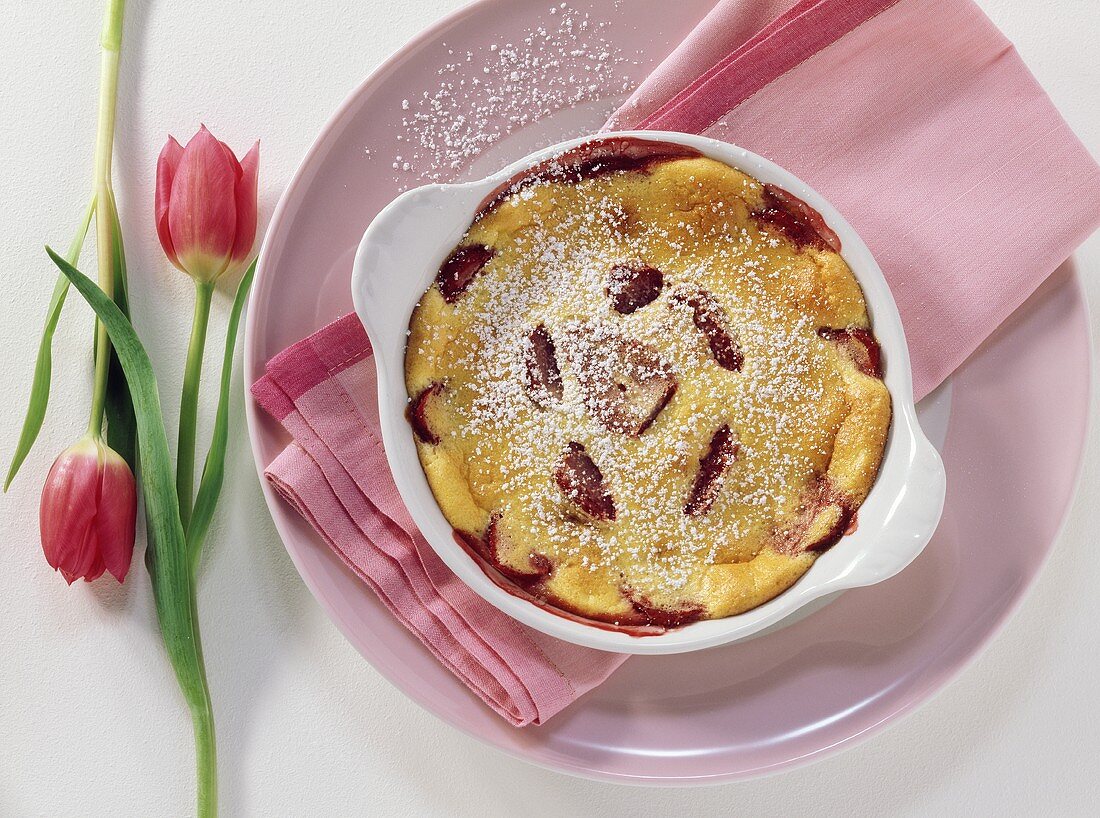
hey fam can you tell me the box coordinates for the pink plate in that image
[244,0,1091,783]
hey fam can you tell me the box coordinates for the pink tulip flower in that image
[39,436,137,584]
[155,125,259,282]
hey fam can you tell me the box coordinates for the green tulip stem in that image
[176,279,214,528]
[191,587,218,818]
[48,248,218,818]
[86,0,126,437]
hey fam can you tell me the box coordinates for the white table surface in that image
[1,1,1097,814]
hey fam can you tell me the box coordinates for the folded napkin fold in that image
[253,0,1099,725]
[252,314,626,726]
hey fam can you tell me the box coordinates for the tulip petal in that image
[53,528,97,583]
[168,125,238,282]
[97,450,137,582]
[40,441,100,581]
[155,136,185,269]
[83,552,107,583]
[39,437,136,584]
[230,141,259,266]
[217,139,240,170]
[52,527,98,582]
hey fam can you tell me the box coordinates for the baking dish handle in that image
[351,181,488,366]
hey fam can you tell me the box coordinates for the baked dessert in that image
[404,138,891,629]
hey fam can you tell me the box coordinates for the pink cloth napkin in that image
[608,0,1100,398]
[252,314,625,726]
[253,0,1100,725]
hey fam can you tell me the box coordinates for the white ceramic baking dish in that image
[351,131,946,654]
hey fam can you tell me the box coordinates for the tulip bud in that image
[155,125,259,283]
[39,436,136,584]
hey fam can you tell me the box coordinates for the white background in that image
[1,1,1098,815]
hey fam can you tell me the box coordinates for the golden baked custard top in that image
[404,139,892,629]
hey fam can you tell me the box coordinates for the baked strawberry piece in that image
[817,326,884,378]
[555,442,616,522]
[522,324,564,405]
[685,424,739,516]
[406,382,444,445]
[752,184,841,253]
[671,288,743,372]
[607,263,663,314]
[436,244,495,303]
[564,326,678,436]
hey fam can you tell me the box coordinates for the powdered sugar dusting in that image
[405,153,873,607]
[391,4,638,185]
[373,2,893,621]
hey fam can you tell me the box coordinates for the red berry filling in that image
[476,136,703,216]
[775,475,857,554]
[452,522,552,585]
[624,591,706,628]
[753,184,841,253]
[555,442,616,522]
[685,423,739,516]
[607,263,664,314]
[436,244,495,303]
[406,381,444,445]
[817,326,883,378]
[522,324,564,405]
[671,289,744,372]
[565,327,678,437]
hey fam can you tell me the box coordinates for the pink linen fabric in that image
[608,0,1100,398]
[252,315,626,726]
[253,0,1099,725]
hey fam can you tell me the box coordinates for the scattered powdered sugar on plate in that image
[389,3,639,185]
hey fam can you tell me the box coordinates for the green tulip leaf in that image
[45,246,217,817]
[104,194,137,471]
[4,199,96,490]
[187,258,256,571]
